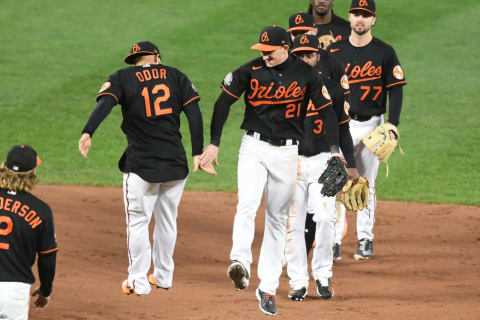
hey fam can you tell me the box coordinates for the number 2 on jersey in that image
[0,216,13,250]
[141,84,172,117]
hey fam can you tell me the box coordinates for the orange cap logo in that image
[359,0,368,6]
[295,14,304,25]
[261,32,270,42]
[300,35,309,45]
[132,44,141,53]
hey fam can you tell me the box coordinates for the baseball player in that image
[78,41,210,295]
[328,0,407,260]
[288,11,352,261]
[0,145,57,319]
[308,0,351,50]
[285,34,357,301]
[200,26,340,315]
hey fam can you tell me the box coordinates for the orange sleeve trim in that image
[386,81,407,88]
[97,92,119,103]
[338,117,351,125]
[315,101,333,111]
[344,90,350,95]
[306,112,319,117]
[220,85,240,99]
[183,96,200,106]
[39,247,58,254]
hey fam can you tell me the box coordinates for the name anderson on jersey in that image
[0,196,43,229]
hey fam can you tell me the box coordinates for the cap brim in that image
[250,43,282,51]
[124,51,157,64]
[288,26,315,32]
[349,8,376,16]
[291,47,318,53]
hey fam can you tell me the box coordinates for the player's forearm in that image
[38,252,57,297]
[318,105,340,149]
[210,91,235,146]
[183,101,204,156]
[81,95,117,137]
[339,124,356,168]
[387,86,403,126]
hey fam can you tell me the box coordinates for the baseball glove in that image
[362,122,400,163]
[340,176,369,211]
[318,156,348,197]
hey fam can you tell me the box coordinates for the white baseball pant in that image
[230,133,298,295]
[349,115,383,241]
[285,152,336,290]
[0,282,30,320]
[123,172,187,294]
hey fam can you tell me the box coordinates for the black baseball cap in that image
[288,12,315,32]
[124,41,160,65]
[6,145,41,172]
[350,0,376,16]
[251,25,289,51]
[291,34,319,54]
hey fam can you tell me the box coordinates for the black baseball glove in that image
[318,156,348,197]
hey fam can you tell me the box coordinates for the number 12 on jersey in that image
[0,216,13,250]
[141,84,172,118]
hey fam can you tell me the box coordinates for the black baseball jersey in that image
[315,12,351,50]
[299,67,350,156]
[0,188,57,283]
[328,38,407,117]
[220,56,332,140]
[97,64,200,183]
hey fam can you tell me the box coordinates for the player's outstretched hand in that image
[31,287,50,310]
[193,155,217,175]
[200,144,220,168]
[78,133,92,159]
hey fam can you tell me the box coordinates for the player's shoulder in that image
[371,37,396,52]
[243,57,265,69]
[26,192,53,216]
[291,56,315,72]
[332,12,349,26]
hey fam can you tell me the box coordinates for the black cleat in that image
[288,287,307,301]
[354,239,373,260]
[333,243,342,261]
[227,261,249,290]
[316,279,334,299]
[256,288,277,315]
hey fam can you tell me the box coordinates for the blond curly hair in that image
[0,161,38,192]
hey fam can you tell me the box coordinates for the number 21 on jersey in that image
[141,84,172,118]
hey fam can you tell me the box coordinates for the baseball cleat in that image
[354,239,373,260]
[122,280,138,295]
[316,279,334,299]
[256,288,277,316]
[288,287,307,301]
[333,243,342,261]
[148,274,169,290]
[227,261,249,290]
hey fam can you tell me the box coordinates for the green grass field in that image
[1,0,479,205]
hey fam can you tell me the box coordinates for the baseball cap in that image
[288,12,315,32]
[350,0,376,16]
[251,25,289,51]
[124,41,160,65]
[6,145,41,172]
[291,34,319,54]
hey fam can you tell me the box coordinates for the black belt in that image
[246,130,298,146]
[298,150,321,157]
[351,114,380,122]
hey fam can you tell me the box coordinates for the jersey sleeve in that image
[219,63,250,100]
[96,71,124,104]
[36,205,58,255]
[384,48,407,89]
[179,72,200,108]
[307,70,333,111]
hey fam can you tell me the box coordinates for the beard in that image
[315,9,329,17]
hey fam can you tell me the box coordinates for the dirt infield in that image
[28,185,479,320]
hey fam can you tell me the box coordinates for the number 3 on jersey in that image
[0,216,13,250]
[141,84,172,118]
